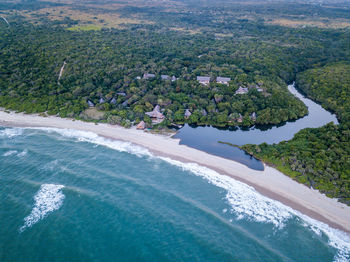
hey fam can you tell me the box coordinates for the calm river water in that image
[173,83,338,170]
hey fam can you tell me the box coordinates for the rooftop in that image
[217,77,231,83]
[197,76,211,81]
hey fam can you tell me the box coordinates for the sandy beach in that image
[1,110,349,234]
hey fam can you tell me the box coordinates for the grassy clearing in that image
[266,18,350,29]
[67,25,102,31]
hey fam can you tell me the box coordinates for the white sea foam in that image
[23,127,350,260]
[3,150,18,156]
[160,157,293,228]
[0,128,23,138]
[32,127,152,158]
[17,149,28,157]
[2,149,27,157]
[19,184,65,232]
[296,212,350,262]
[41,159,69,173]
[160,158,350,261]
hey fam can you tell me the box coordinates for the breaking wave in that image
[297,212,350,262]
[3,150,18,156]
[17,149,28,157]
[20,127,350,260]
[162,157,293,227]
[2,149,27,157]
[19,184,65,232]
[161,158,350,262]
[32,127,151,158]
[0,127,23,138]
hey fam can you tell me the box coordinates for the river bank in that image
[0,109,349,234]
[173,83,339,170]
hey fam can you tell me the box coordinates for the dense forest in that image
[0,19,312,127]
[242,63,350,204]
[0,0,350,202]
[0,20,312,128]
[1,0,350,128]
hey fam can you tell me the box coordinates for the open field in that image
[2,0,350,30]
[267,18,350,29]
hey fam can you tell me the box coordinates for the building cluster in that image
[88,74,264,108]
[86,73,262,129]
[195,76,265,95]
[235,84,264,95]
[196,76,230,86]
[141,73,177,81]
[230,112,256,123]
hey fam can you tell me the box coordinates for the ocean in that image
[0,127,349,261]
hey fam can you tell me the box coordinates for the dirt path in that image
[58,61,67,83]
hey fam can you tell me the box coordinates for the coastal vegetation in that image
[242,63,350,204]
[0,17,312,128]
[0,0,349,203]
[1,0,350,129]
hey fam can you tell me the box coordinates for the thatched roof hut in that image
[161,75,171,80]
[235,86,248,95]
[122,99,129,107]
[143,73,156,80]
[136,120,146,130]
[250,112,257,121]
[216,77,231,85]
[184,109,192,118]
[237,113,243,123]
[110,98,117,104]
[197,76,210,85]
[145,105,164,119]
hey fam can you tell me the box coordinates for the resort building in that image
[197,76,211,85]
[160,75,171,80]
[251,112,257,121]
[161,75,171,81]
[122,99,129,107]
[136,120,146,130]
[99,97,105,104]
[237,113,243,123]
[255,85,263,92]
[110,98,117,104]
[143,73,156,80]
[87,100,94,107]
[145,105,165,123]
[184,109,192,119]
[216,77,231,85]
[235,86,249,95]
[160,75,177,81]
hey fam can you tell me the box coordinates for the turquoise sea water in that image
[0,127,349,261]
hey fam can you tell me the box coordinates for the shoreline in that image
[1,110,349,234]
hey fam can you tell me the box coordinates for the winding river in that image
[173,83,338,170]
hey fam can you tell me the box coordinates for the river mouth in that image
[173,83,339,170]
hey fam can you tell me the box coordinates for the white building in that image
[216,77,231,85]
[197,76,211,85]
